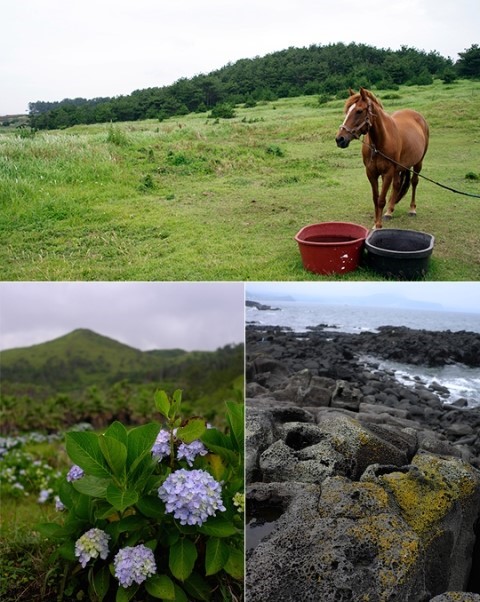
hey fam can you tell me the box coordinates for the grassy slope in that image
[1,80,479,280]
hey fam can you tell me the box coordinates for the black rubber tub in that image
[365,229,435,280]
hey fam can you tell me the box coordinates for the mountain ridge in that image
[0,328,242,392]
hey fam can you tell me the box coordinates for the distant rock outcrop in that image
[246,300,280,311]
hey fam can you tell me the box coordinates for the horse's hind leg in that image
[409,161,422,216]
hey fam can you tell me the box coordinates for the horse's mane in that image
[345,88,384,110]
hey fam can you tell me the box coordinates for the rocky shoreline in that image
[246,323,480,602]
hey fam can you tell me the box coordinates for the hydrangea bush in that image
[0,446,63,500]
[37,390,244,601]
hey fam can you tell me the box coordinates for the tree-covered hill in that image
[0,329,244,431]
[26,42,479,130]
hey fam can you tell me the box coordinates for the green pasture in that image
[1,80,479,280]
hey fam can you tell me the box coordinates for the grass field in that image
[1,80,479,280]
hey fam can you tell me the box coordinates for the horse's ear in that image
[359,87,367,99]
[349,88,356,96]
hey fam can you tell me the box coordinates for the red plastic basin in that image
[295,222,369,275]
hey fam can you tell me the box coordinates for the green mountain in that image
[0,329,244,432]
[1,328,176,389]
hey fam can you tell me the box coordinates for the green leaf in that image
[36,522,67,540]
[66,431,111,478]
[94,501,118,521]
[116,515,144,533]
[115,584,138,602]
[173,584,188,602]
[106,484,139,512]
[92,565,110,601]
[104,421,128,446]
[72,475,110,498]
[198,515,238,538]
[169,538,198,581]
[200,443,239,467]
[99,435,127,480]
[170,389,183,419]
[145,574,176,599]
[154,390,171,419]
[183,572,212,601]
[224,546,244,580]
[57,540,76,561]
[205,537,229,576]
[200,429,232,450]
[136,495,165,519]
[127,423,160,472]
[176,418,206,444]
[226,401,244,452]
[58,479,77,509]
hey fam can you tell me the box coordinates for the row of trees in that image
[1,344,244,431]
[1,343,243,391]
[27,43,479,130]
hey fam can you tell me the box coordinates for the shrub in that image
[208,104,236,119]
[266,145,285,158]
[106,124,129,146]
[37,390,244,601]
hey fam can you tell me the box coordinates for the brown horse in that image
[335,87,429,229]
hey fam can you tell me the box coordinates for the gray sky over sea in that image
[1,0,478,114]
[246,282,480,314]
[0,282,245,352]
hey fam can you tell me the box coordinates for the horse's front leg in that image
[374,172,394,227]
[367,172,382,229]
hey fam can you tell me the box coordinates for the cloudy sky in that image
[0,282,245,351]
[246,282,480,314]
[1,0,478,115]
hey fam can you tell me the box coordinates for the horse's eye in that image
[356,109,363,115]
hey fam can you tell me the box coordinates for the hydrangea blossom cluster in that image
[151,429,171,461]
[233,492,245,513]
[38,488,53,503]
[74,528,110,568]
[114,544,157,588]
[152,428,208,466]
[75,529,110,568]
[177,440,208,467]
[55,495,65,511]
[158,468,226,526]
[67,464,84,482]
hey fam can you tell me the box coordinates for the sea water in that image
[246,301,480,407]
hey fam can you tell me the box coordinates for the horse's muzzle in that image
[335,135,350,149]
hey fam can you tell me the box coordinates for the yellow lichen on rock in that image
[380,452,479,537]
[349,513,421,598]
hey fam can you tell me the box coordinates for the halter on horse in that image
[335,87,429,229]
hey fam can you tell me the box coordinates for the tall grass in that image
[1,80,479,280]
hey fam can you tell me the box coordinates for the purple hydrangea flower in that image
[74,528,110,568]
[55,495,65,511]
[114,544,156,588]
[158,468,226,526]
[67,464,84,482]
[38,488,52,503]
[177,439,208,467]
[151,429,171,461]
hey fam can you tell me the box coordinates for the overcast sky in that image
[246,282,480,315]
[0,282,245,352]
[1,0,478,115]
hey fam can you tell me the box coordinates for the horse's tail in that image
[396,170,411,204]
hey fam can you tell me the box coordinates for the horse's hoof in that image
[383,214,393,221]
[408,212,417,217]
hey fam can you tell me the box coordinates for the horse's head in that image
[335,87,381,148]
